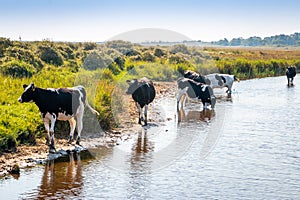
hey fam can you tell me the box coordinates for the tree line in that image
[211,32,300,47]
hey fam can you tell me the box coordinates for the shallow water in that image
[1,76,300,199]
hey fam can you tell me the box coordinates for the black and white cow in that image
[205,73,239,96]
[18,83,99,153]
[177,78,216,110]
[286,66,296,86]
[183,70,210,84]
[126,77,156,126]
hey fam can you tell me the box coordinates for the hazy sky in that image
[0,0,299,42]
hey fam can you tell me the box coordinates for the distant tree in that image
[230,37,244,46]
[214,38,229,46]
[245,36,262,46]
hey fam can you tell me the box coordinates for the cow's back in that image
[57,88,81,115]
[132,83,155,108]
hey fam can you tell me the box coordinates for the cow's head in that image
[126,79,139,94]
[18,83,36,103]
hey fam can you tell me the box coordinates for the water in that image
[1,76,300,199]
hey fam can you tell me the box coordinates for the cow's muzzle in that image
[18,97,22,103]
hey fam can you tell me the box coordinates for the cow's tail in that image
[234,75,240,82]
[85,100,100,115]
[79,86,99,116]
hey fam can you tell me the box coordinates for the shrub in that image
[154,48,166,57]
[82,51,113,70]
[170,44,190,55]
[1,60,36,78]
[83,42,97,51]
[38,46,63,66]
[142,51,155,62]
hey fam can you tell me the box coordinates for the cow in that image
[177,78,216,111]
[205,73,239,97]
[18,83,99,153]
[183,70,210,84]
[286,66,296,86]
[126,77,156,126]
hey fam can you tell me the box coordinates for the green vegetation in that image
[0,37,299,152]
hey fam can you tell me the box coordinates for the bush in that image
[1,60,36,78]
[170,44,190,55]
[142,51,155,62]
[105,40,134,54]
[38,46,63,66]
[82,51,113,70]
[154,48,166,57]
[83,42,97,51]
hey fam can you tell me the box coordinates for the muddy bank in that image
[0,82,176,178]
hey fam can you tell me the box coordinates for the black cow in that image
[126,77,156,126]
[177,78,216,110]
[183,70,210,85]
[18,83,99,153]
[286,66,296,86]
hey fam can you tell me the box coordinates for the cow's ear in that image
[23,84,28,89]
[31,83,35,91]
[126,80,131,85]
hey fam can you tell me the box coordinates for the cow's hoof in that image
[76,137,81,146]
[68,137,73,144]
[46,138,50,146]
[49,147,56,154]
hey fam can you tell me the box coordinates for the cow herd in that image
[18,66,296,153]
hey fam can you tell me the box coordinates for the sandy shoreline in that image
[0,82,176,178]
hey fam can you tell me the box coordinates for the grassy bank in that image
[0,38,299,151]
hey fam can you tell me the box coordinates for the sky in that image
[0,0,299,42]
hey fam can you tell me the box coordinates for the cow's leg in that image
[211,96,216,110]
[227,86,232,98]
[76,115,83,145]
[287,77,290,86]
[49,114,57,153]
[76,104,84,145]
[203,102,208,111]
[144,104,148,126]
[291,77,294,86]
[136,102,142,124]
[42,117,50,145]
[177,89,185,109]
[68,118,76,144]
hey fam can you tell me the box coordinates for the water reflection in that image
[33,152,91,199]
[178,107,216,123]
[130,129,154,170]
[128,129,154,199]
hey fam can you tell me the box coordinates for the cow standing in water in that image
[126,77,156,126]
[286,66,296,86]
[183,70,238,97]
[18,83,99,153]
[177,78,216,111]
[205,73,239,97]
